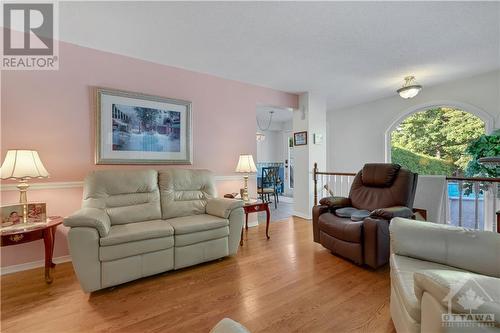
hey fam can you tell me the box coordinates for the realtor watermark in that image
[2,1,59,70]
[441,276,496,329]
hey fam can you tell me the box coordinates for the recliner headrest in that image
[361,163,401,187]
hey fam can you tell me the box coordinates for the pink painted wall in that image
[1,41,297,268]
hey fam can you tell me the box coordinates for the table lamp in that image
[0,150,50,203]
[235,154,257,202]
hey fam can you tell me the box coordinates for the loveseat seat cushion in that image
[100,220,174,246]
[167,214,229,235]
[100,237,174,262]
[318,213,363,243]
[175,226,229,247]
[159,169,216,219]
[390,254,465,322]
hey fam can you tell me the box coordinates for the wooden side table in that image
[240,200,270,245]
[1,216,63,283]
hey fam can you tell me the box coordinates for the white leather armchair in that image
[389,218,500,333]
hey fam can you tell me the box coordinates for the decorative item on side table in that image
[235,154,257,202]
[95,87,192,165]
[1,203,47,228]
[294,131,308,146]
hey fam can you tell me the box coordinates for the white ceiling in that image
[59,2,500,110]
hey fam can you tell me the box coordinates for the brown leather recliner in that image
[312,163,418,269]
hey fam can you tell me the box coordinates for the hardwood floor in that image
[1,217,395,333]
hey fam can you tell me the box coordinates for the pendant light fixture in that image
[397,76,422,99]
[256,111,274,142]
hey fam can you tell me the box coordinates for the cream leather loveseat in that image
[389,218,500,333]
[64,169,244,292]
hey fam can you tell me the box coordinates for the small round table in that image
[1,216,63,283]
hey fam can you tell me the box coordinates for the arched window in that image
[385,102,496,230]
[389,107,485,176]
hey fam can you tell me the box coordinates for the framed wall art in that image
[95,87,192,164]
[293,131,308,146]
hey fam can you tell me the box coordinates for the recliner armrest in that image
[319,196,351,209]
[363,217,390,268]
[369,206,413,220]
[206,198,244,219]
[63,208,111,237]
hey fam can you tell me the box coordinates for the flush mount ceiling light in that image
[397,76,422,99]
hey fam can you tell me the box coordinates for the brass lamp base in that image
[242,175,249,202]
[17,180,29,204]
[17,180,29,223]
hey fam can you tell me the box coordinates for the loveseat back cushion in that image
[349,166,417,211]
[159,169,216,219]
[82,169,161,225]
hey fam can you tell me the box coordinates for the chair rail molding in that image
[384,100,495,163]
[0,175,256,191]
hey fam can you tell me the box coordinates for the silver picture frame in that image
[95,87,193,165]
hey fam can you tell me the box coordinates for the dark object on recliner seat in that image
[312,163,418,268]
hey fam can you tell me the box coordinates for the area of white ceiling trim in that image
[59,2,500,110]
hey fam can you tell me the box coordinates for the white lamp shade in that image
[0,150,50,180]
[235,154,257,173]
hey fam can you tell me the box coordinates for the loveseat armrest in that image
[369,206,413,220]
[64,208,111,237]
[319,196,351,209]
[206,198,244,219]
[414,270,500,325]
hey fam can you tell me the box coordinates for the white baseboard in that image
[1,255,72,275]
[293,211,312,220]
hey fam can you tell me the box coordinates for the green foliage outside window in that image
[391,145,455,176]
[391,107,485,176]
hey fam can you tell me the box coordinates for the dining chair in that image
[257,166,279,208]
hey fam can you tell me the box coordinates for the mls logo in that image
[441,276,496,328]
[2,2,58,70]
